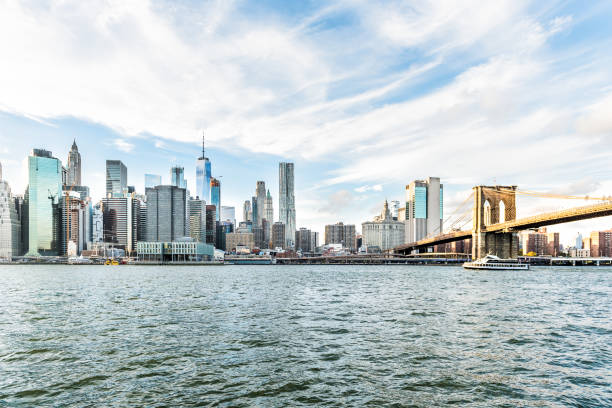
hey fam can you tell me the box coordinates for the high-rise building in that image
[205,205,216,246]
[325,222,356,250]
[106,160,127,198]
[0,167,22,259]
[295,228,315,253]
[170,166,187,189]
[60,192,87,256]
[362,201,405,251]
[188,198,207,243]
[575,233,583,249]
[253,226,265,249]
[196,133,211,202]
[589,230,612,257]
[404,177,443,243]
[211,178,221,221]
[390,200,400,220]
[272,222,286,250]
[251,196,258,227]
[221,206,236,226]
[145,185,187,242]
[264,190,273,221]
[145,174,162,189]
[26,149,63,256]
[66,139,81,186]
[216,221,233,251]
[279,162,296,247]
[243,200,252,223]
[256,181,266,227]
[101,196,140,254]
[91,203,103,244]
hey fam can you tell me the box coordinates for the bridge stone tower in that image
[472,186,519,259]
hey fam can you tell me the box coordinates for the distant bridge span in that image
[393,187,612,257]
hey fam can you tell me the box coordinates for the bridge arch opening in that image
[499,200,506,223]
[484,200,492,226]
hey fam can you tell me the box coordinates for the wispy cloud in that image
[113,139,135,153]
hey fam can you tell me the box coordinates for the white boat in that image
[463,254,529,270]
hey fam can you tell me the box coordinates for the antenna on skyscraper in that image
[202,130,206,159]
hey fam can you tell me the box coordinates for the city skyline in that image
[1,1,612,244]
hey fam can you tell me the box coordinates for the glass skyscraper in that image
[196,134,211,202]
[106,160,127,198]
[170,166,187,189]
[26,149,63,256]
[210,178,221,221]
[405,177,443,243]
[145,174,162,189]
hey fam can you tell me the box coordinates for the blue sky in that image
[1,0,612,243]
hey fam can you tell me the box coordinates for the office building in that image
[26,149,63,256]
[226,232,255,253]
[251,196,258,227]
[91,203,103,244]
[145,174,162,189]
[253,226,265,249]
[256,181,266,227]
[101,196,140,254]
[325,222,356,250]
[405,177,443,243]
[243,200,252,223]
[272,222,286,249]
[206,205,216,246]
[362,201,405,251]
[575,233,583,249]
[145,185,187,242]
[216,221,233,251]
[589,230,612,257]
[60,192,87,256]
[188,198,206,242]
[0,166,22,259]
[196,134,211,202]
[295,228,315,253]
[106,160,127,198]
[220,206,236,227]
[170,166,187,189]
[211,177,221,221]
[390,200,400,220]
[137,240,214,262]
[66,139,81,186]
[279,162,296,247]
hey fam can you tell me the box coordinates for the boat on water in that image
[463,254,529,270]
[104,259,120,266]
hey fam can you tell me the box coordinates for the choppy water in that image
[0,265,610,407]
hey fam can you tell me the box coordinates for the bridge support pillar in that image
[472,232,518,259]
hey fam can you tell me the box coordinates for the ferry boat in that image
[463,254,529,270]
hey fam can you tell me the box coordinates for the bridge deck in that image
[394,201,612,254]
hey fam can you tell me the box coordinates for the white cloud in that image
[113,139,135,153]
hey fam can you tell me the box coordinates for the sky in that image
[1,0,612,246]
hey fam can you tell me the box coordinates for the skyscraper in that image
[66,139,81,186]
[145,174,162,189]
[272,222,286,250]
[256,181,266,227]
[101,196,140,254]
[251,196,258,227]
[243,200,252,222]
[26,149,63,256]
[170,166,187,189]
[279,162,296,247]
[404,177,443,243]
[188,198,207,243]
[196,133,211,202]
[145,185,187,242]
[106,160,127,198]
[220,206,236,226]
[211,177,221,221]
[0,164,22,259]
[265,190,273,224]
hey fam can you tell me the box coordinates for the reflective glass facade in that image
[211,178,221,221]
[196,158,211,202]
[27,151,62,256]
[106,160,127,198]
[414,186,427,219]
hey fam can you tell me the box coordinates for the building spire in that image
[202,131,205,159]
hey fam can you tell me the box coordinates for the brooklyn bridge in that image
[393,185,612,259]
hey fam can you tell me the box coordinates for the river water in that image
[0,265,610,407]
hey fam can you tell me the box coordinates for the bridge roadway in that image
[394,201,612,254]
